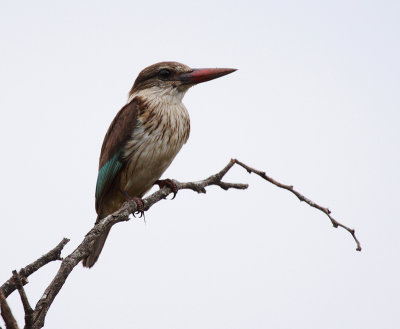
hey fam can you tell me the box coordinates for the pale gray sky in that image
[1,1,399,328]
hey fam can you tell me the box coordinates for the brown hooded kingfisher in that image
[83,61,236,268]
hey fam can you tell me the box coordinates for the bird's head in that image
[129,61,236,102]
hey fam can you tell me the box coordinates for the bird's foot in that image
[155,179,179,199]
[131,197,145,218]
[121,190,145,219]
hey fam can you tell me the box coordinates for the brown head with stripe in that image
[129,61,236,97]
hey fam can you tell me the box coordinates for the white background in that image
[1,1,399,328]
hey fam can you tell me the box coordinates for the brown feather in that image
[99,98,141,169]
[95,98,143,214]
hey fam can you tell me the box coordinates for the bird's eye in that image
[158,69,171,80]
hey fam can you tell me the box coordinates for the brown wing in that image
[95,98,141,213]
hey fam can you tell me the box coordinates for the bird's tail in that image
[82,216,111,268]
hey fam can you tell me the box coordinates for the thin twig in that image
[12,271,33,329]
[0,290,19,329]
[232,158,361,251]
[1,238,70,299]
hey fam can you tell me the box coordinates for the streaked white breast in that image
[122,86,190,196]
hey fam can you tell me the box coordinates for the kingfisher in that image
[83,61,236,268]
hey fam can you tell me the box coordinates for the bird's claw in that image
[155,179,179,199]
[132,197,145,218]
[121,190,145,219]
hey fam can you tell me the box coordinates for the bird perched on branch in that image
[83,61,236,268]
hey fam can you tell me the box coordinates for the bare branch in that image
[0,290,19,329]
[1,158,361,329]
[232,158,362,251]
[176,159,248,193]
[30,170,246,329]
[1,238,70,299]
[12,271,33,329]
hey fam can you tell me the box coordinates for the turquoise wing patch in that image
[95,150,123,202]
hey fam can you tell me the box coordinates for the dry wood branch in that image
[0,290,19,329]
[30,169,246,329]
[231,159,361,251]
[1,238,70,299]
[12,271,33,329]
[1,158,360,329]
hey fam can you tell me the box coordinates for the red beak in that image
[179,67,237,85]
